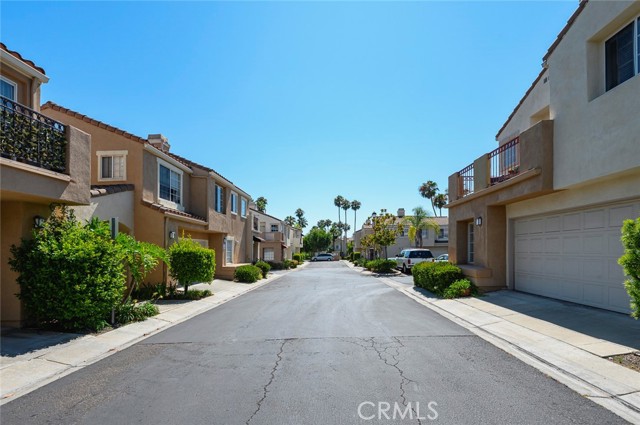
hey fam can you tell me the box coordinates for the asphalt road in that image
[1,262,628,424]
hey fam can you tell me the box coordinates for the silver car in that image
[311,253,333,262]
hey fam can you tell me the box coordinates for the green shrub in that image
[443,279,477,299]
[255,260,271,278]
[267,261,287,270]
[168,236,215,293]
[9,208,126,331]
[132,282,176,300]
[174,289,212,300]
[115,300,159,324]
[354,257,367,267]
[351,252,362,262]
[412,262,464,295]
[234,265,262,283]
[293,253,303,263]
[619,218,640,318]
[365,259,396,273]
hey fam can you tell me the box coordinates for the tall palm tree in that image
[433,193,448,217]
[351,200,361,232]
[284,216,296,226]
[256,196,268,213]
[419,181,439,216]
[334,196,345,225]
[403,206,439,248]
[341,198,350,253]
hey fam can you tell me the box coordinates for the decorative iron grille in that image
[489,137,520,185]
[459,163,474,197]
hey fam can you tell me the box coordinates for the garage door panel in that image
[514,200,636,314]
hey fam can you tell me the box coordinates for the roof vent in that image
[148,134,170,153]
[397,208,405,217]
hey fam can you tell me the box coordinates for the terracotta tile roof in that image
[496,0,588,140]
[141,200,207,223]
[41,101,148,145]
[0,42,46,75]
[90,184,135,197]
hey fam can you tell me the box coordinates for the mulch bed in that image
[608,352,640,373]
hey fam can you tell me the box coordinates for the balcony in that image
[0,96,67,173]
[263,231,284,242]
[448,120,553,205]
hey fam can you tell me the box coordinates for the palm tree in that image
[341,198,350,253]
[334,196,345,225]
[256,196,268,213]
[284,216,296,226]
[433,193,448,217]
[419,181,438,216]
[295,208,307,229]
[351,200,361,232]
[403,206,439,248]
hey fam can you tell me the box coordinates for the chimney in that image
[148,134,170,153]
[397,208,405,217]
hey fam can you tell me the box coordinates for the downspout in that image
[163,216,168,284]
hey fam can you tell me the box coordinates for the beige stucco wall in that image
[548,1,640,190]
[1,63,36,109]
[72,191,135,232]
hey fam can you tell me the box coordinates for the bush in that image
[255,260,271,277]
[168,236,215,293]
[267,261,289,270]
[619,218,640,318]
[9,208,126,331]
[293,253,303,263]
[174,289,212,300]
[354,257,367,267]
[351,252,362,262]
[443,279,477,299]
[365,259,397,273]
[115,300,159,324]
[412,262,464,296]
[234,265,262,283]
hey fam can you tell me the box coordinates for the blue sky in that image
[2,1,577,235]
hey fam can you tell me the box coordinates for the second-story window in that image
[97,150,127,181]
[253,216,259,231]
[159,163,182,205]
[241,197,247,217]
[271,224,279,232]
[230,192,238,214]
[0,76,17,101]
[215,185,225,213]
[606,17,639,91]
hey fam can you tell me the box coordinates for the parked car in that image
[394,248,435,273]
[312,253,333,262]
[435,254,449,262]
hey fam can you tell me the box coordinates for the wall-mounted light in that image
[475,216,483,227]
[33,215,46,229]
[169,231,176,240]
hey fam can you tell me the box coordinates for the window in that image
[253,216,259,231]
[264,248,275,261]
[606,18,639,91]
[97,151,127,181]
[468,222,475,264]
[215,185,225,213]
[437,226,449,241]
[271,224,279,232]
[260,222,266,232]
[1,76,17,101]
[230,192,238,214]
[158,161,182,207]
[225,238,234,264]
[241,197,247,217]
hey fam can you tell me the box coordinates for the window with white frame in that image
[215,185,225,213]
[437,226,449,241]
[606,16,640,91]
[158,160,182,207]
[467,222,475,264]
[0,76,17,101]
[241,197,247,217]
[225,238,234,264]
[263,248,275,261]
[230,192,238,214]
[270,224,279,232]
[97,150,127,181]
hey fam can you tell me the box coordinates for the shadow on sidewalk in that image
[1,328,84,357]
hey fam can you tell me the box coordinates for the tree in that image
[329,223,343,251]
[168,235,216,294]
[403,207,440,248]
[334,195,345,225]
[351,200,361,232]
[117,233,167,301]
[619,218,640,318]
[419,181,439,216]
[284,216,296,226]
[256,197,268,213]
[295,208,307,229]
[341,198,351,253]
[317,219,332,230]
[370,213,402,259]
[433,193,448,217]
[303,227,332,254]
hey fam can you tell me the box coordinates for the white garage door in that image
[514,201,639,313]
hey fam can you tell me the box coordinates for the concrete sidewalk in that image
[0,263,307,405]
[363,266,640,423]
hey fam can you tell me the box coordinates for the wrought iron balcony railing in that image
[458,163,474,197]
[489,137,520,185]
[0,96,67,173]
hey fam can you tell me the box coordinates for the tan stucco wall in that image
[1,63,36,109]
[72,191,135,231]
[1,201,51,327]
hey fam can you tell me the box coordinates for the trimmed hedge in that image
[293,253,303,263]
[412,262,464,296]
[443,279,477,299]
[255,260,271,278]
[169,236,215,293]
[351,251,362,262]
[234,265,262,283]
[365,259,396,273]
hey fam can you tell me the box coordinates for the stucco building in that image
[447,0,640,313]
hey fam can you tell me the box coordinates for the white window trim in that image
[97,150,128,182]
[605,16,640,91]
[225,237,234,264]
[240,197,247,218]
[0,76,18,101]
[215,184,225,214]
[157,157,184,211]
[468,222,475,264]
[230,191,238,215]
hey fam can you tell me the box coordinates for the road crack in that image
[246,339,289,425]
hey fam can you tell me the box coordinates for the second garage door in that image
[513,200,639,313]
